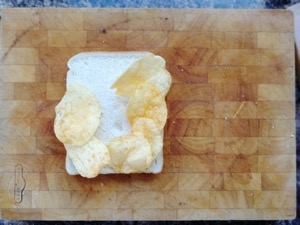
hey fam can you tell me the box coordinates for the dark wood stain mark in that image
[110,18,130,29]
[0,23,37,63]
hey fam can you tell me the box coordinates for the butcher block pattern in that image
[0,8,296,220]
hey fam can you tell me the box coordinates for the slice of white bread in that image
[65,52,166,175]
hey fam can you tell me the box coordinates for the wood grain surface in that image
[0,8,296,220]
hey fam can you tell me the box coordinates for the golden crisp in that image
[126,83,167,130]
[132,117,163,159]
[54,83,101,146]
[108,134,152,173]
[146,69,172,96]
[111,53,167,98]
[65,136,110,178]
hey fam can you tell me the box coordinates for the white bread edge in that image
[64,51,165,175]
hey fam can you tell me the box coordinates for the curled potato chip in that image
[65,136,110,178]
[108,134,152,173]
[54,83,101,146]
[146,69,172,97]
[132,117,163,159]
[126,83,167,130]
[111,53,167,98]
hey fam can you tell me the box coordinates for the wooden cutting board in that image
[0,8,296,220]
